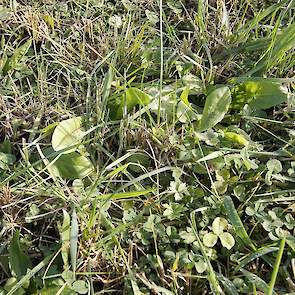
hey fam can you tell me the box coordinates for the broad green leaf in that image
[8,230,31,279]
[70,208,78,277]
[240,148,259,171]
[72,280,88,294]
[286,236,295,252]
[212,217,228,235]
[196,129,219,146]
[203,232,218,248]
[111,87,151,119]
[248,82,288,110]
[149,86,177,120]
[0,139,12,154]
[233,184,246,201]
[224,196,256,250]
[72,179,84,195]
[181,73,203,95]
[232,81,288,110]
[41,122,59,135]
[51,117,84,152]
[125,87,150,108]
[3,39,32,75]
[219,232,235,250]
[51,152,94,179]
[177,87,200,123]
[198,86,231,132]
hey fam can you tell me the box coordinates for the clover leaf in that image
[203,217,235,250]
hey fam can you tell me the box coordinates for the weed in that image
[0,0,294,294]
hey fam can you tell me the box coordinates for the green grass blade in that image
[96,188,155,200]
[247,22,295,75]
[70,208,79,278]
[224,196,256,250]
[267,238,286,295]
[241,269,278,295]
[216,274,239,295]
[234,246,278,273]
[59,209,71,269]
[6,253,54,295]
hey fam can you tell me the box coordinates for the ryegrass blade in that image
[101,66,114,121]
[59,209,71,269]
[241,269,278,295]
[216,273,239,295]
[197,0,213,81]
[235,0,289,38]
[267,238,286,295]
[102,67,113,103]
[157,0,164,125]
[96,188,155,200]
[119,166,173,191]
[248,21,295,75]
[6,253,54,295]
[70,208,79,278]
[234,246,278,273]
[224,196,256,250]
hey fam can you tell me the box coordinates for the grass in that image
[0,0,295,294]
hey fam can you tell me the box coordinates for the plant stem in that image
[157,0,164,126]
[267,237,286,295]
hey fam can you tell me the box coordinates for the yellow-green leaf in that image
[203,232,218,248]
[219,232,235,250]
[224,132,249,146]
[198,86,231,132]
[51,117,84,152]
[50,152,94,179]
[212,217,228,235]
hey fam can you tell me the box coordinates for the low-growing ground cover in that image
[0,0,294,294]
